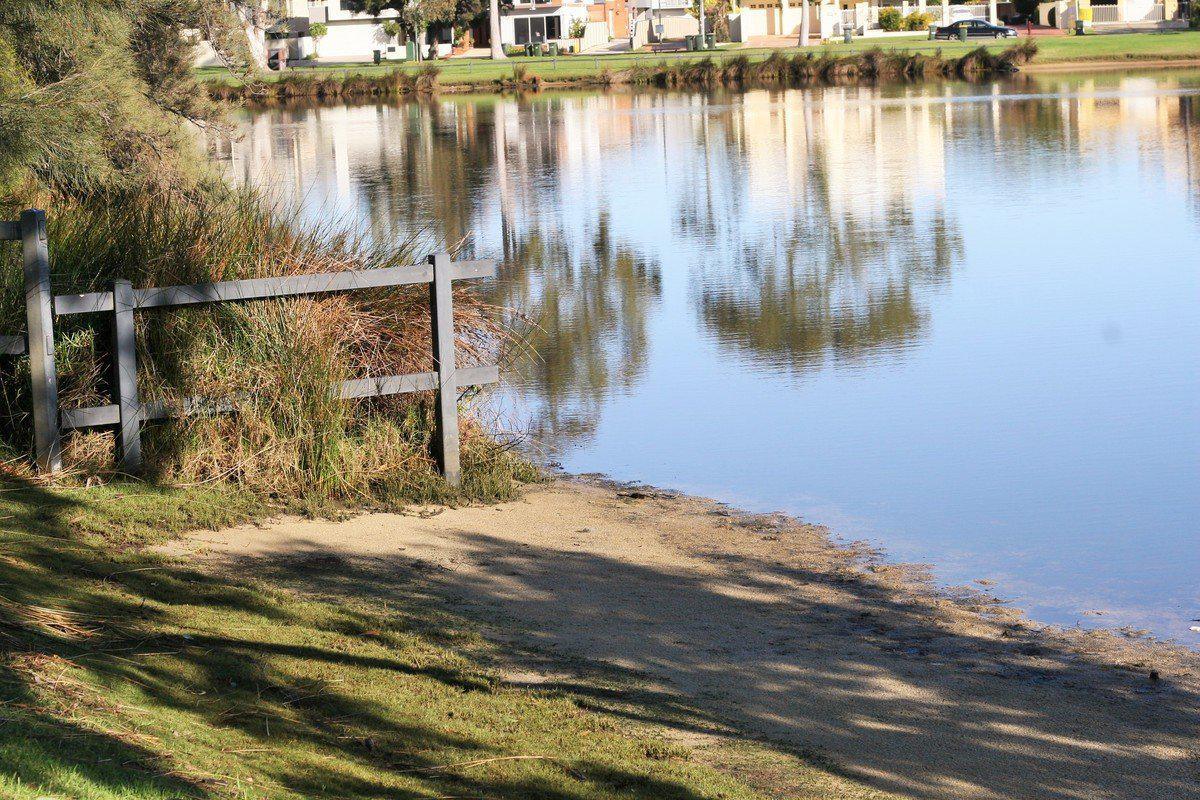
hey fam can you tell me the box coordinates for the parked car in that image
[933,19,1019,38]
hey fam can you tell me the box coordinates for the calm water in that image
[214,69,1200,643]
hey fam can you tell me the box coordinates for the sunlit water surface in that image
[213,69,1200,643]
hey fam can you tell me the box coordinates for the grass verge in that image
[0,477,896,799]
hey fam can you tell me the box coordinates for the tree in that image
[488,0,505,59]
[0,0,239,198]
[309,21,328,56]
[343,0,504,60]
[798,0,812,46]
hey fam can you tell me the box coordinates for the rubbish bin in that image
[843,28,852,43]
[525,42,534,56]
[373,49,382,65]
[405,40,417,60]
[1074,18,1086,34]
[705,33,715,49]
[686,34,695,51]
[928,25,937,39]
[957,25,968,41]
[549,42,559,56]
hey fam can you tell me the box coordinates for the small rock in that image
[1149,670,1160,681]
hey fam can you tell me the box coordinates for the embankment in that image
[206,41,1039,103]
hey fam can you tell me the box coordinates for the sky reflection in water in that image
[213,70,1200,643]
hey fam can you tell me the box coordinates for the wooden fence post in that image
[112,279,142,473]
[21,209,61,474]
[428,252,461,487]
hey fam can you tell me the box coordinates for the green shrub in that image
[309,21,328,40]
[505,45,527,56]
[904,10,936,29]
[569,18,588,38]
[879,6,904,30]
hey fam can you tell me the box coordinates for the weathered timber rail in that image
[1,209,495,486]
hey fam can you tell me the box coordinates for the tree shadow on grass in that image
[213,512,1200,800]
[0,478,757,799]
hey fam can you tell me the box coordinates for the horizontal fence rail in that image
[54,260,498,316]
[4,208,498,487]
[60,365,501,429]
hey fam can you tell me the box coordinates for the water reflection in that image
[213,70,1200,641]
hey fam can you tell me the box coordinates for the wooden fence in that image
[0,209,497,486]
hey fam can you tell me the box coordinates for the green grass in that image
[0,477,897,799]
[195,31,1200,90]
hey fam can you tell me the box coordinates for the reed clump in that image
[208,65,441,102]
[633,41,1038,89]
[502,63,543,91]
[0,189,536,504]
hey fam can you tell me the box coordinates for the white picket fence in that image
[1090,3,1120,21]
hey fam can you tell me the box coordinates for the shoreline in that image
[204,42,1039,102]
[164,475,1200,799]
[200,34,1200,102]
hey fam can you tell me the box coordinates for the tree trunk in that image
[799,0,812,45]
[489,0,506,58]
[229,0,270,70]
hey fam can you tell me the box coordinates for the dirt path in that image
[163,479,1200,800]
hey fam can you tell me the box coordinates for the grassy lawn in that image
[0,477,896,800]
[196,31,1200,88]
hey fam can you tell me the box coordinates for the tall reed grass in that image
[207,65,441,103]
[633,42,1038,89]
[206,42,1038,103]
[0,189,536,504]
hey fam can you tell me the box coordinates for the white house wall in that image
[318,20,391,60]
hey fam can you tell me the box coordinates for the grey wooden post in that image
[111,279,142,473]
[21,209,61,473]
[428,252,460,487]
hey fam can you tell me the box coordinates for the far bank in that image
[199,31,1200,100]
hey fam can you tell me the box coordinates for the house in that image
[498,0,594,49]
[305,0,455,61]
[1037,0,1186,29]
[732,0,1002,42]
[628,0,699,46]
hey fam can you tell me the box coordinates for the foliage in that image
[342,0,490,34]
[879,6,904,30]
[904,11,936,29]
[310,20,329,39]
[383,18,403,39]
[0,0,246,199]
[0,2,527,499]
[569,18,588,38]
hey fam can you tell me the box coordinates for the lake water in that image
[213,68,1200,644]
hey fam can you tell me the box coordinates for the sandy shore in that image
[162,478,1200,800]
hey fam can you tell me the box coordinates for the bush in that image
[879,6,904,30]
[904,11,936,29]
[505,45,526,56]
[309,21,328,40]
[569,18,587,38]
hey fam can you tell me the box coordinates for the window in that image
[425,22,452,44]
[514,16,553,43]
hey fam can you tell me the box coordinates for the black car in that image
[933,18,1019,38]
